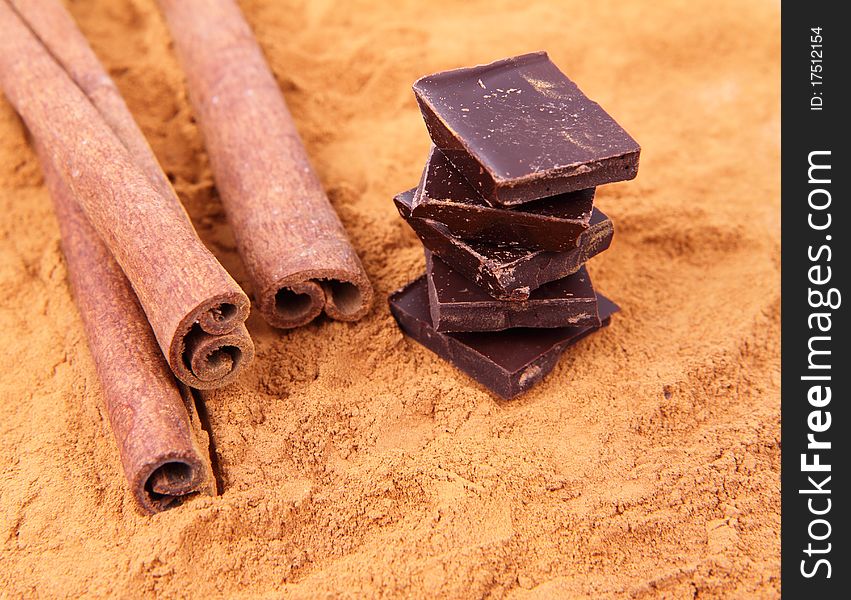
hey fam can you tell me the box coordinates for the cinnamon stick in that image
[8,0,175,201]
[157,0,373,329]
[0,1,254,389]
[38,144,215,514]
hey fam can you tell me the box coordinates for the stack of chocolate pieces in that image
[390,52,640,399]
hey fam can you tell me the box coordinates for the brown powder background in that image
[0,0,780,597]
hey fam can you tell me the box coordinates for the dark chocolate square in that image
[389,276,619,400]
[426,252,600,332]
[411,146,594,251]
[394,189,614,300]
[413,51,640,206]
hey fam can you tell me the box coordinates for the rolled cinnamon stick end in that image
[0,1,255,388]
[178,318,254,390]
[157,0,373,329]
[40,147,214,514]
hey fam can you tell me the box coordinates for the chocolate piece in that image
[389,277,619,400]
[395,189,613,300]
[411,146,594,251]
[426,252,600,332]
[413,51,640,206]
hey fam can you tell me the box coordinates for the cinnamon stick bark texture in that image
[0,1,254,389]
[9,0,175,201]
[157,0,373,329]
[39,147,215,514]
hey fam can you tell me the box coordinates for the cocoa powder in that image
[0,0,780,596]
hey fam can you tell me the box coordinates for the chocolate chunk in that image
[426,252,599,332]
[413,51,640,206]
[411,146,594,251]
[394,189,614,300]
[389,276,619,399]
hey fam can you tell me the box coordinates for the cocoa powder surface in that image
[0,0,780,597]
